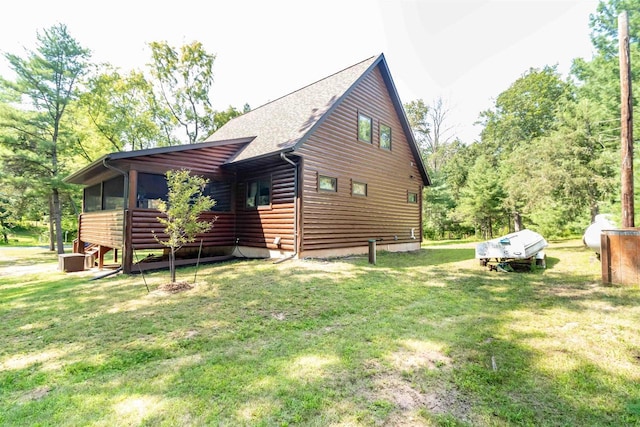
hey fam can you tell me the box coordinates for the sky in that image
[0,0,600,143]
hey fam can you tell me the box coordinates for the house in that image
[64,53,430,273]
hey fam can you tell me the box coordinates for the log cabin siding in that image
[235,161,296,251]
[129,209,235,250]
[79,210,125,248]
[122,143,245,177]
[297,66,423,252]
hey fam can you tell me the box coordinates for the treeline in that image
[1,0,637,250]
[408,0,640,240]
[0,24,247,251]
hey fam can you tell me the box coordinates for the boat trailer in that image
[475,229,548,271]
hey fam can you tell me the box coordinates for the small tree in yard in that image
[155,169,215,284]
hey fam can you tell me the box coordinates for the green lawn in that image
[1,241,639,426]
[0,225,50,246]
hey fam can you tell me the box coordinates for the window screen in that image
[84,184,101,212]
[137,173,168,209]
[102,176,125,210]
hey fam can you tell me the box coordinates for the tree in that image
[477,66,572,231]
[0,24,90,253]
[154,169,215,284]
[589,0,640,58]
[526,98,618,235]
[212,105,246,133]
[457,155,506,239]
[80,68,169,151]
[147,41,217,144]
[404,97,456,174]
[479,66,571,155]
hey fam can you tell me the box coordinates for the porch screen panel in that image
[137,173,168,209]
[84,184,101,212]
[103,175,125,210]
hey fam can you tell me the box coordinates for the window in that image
[408,192,418,204]
[352,181,367,196]
[204,181,232,212]
[319,175,337,192]
[358,112,372,143]
[380,123,391,150]
[246,178,271,207]
[102,176,125,210]
[84,184,101,212]
[137,173,168,209]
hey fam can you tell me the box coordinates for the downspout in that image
[102,158,129,270]
[280,152,298,259]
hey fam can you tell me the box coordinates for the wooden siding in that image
[121,143,245,177]
[79,210,125,248]
[129,209,235,250]
[296,65,423,252]
[235,161,296,251]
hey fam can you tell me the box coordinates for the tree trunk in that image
[513,212,523,231]
[52,188,65,254]
[590,203,599,223]
[48,196,55,252]
[170,247,176,283]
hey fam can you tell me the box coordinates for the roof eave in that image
[63,154,111,184]
[378,55,431,186]
[64,137,256,185]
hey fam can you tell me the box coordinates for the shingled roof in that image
[205,55,379,163]
[66,54,430,186]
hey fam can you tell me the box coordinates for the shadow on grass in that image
[1,246,638,425]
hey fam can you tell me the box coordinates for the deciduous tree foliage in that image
[80,68,167,151]
[148,41,217,144]
[154,169,215,284]
[404,97,456,174]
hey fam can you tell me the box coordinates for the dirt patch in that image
[0,263,58,277]
[365,359,472,425]
[157,281,193,293]
[388,342,452,372]
[18,386,51,403]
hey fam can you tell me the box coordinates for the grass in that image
[0,225,48,246]
[1,240,639,426]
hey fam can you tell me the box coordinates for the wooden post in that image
[619,11,635,227]
[368,239,377,265]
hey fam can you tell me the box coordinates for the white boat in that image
[476,229,548,266]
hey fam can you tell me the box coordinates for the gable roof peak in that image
[249,54,380,115]
[204,54,381,162]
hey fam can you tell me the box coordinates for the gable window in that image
[319,175,337,192]
[408,192,418,204]
[358,112,372,143]
[352,181,367,196]
[380,123,391,150]
[246,178,271,207]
